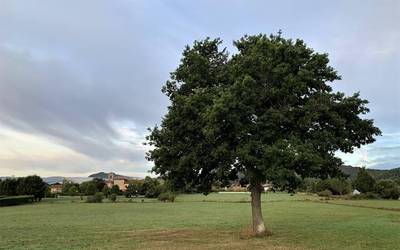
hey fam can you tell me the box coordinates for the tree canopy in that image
[353,167,376,193]
[146,33,381,235]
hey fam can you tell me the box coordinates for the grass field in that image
[1,193,399,250]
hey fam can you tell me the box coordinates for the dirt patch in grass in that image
[129,229,305,250]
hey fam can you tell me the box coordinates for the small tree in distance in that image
[146,33,381,236]
[110,185,120,195]
[353,167,376,193]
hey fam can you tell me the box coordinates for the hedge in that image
[0,195,35,207]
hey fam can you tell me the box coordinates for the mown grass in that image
[0,193,399,249]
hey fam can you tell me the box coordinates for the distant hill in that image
[88,172,139,180]
[340,165,400,180]
[88,172,109,179]
[43,176,93,184]
[2,173,140,185]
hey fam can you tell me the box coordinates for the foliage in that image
[158,191,176,202]
[314,179,331,193]
[101,185,110,197]
[374,180,400,199]
[110,185,121,195]
[0,195,35,206]
[317,189,332,197]
[68,186,79,196]
[0,178,19,196]
[108,194,117,202]
[141,177,162,198]
[125,182,140,197]
[80,179,106,196]
[0,176,47,201]
[44,186,55,198]
[299,178,320,193]
[92,178,106,192]
[146,33,380,196]
[86,192,104,203]
[353,168,376,193]
[80,181,98,195]
[62,180,79,195]
[325,178,351,195]
[352,192,380,200]
[300,178,351,195]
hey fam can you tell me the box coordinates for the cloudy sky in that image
[0,0,399,177]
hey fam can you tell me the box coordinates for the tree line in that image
[0,175,47,201]
[298,168,400,199]
[62,176,174,200]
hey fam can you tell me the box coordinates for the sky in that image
[0,0,399,177]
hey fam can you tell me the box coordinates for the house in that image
[50,183,63,194]
[106,173,129,192]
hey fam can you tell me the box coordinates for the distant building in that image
[262,183,273,192]
[106,173,129,191]
[352,189,361,195]
[50,183,63,194]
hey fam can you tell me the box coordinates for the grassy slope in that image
[0,193,399,250]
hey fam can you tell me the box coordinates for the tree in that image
[101,185,110,197]
[85,182,97,195]
[68,185,79,196]
[146,34,381,236]
[110,185,120,195]
[92,178,106,192]
[17,175,47,201]
[125,184,137,198]
[126,180,143,197]
[141,177,161,198]
[353,167,376,193]
[0,178,19,196]
[62,179,79,195]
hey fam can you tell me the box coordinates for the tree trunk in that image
[250,183,267,237]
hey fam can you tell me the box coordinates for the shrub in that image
[86,192,104,203]
[315,180,331,193]
[299,178,320,193]
[329,179,351,195]
[317,189,332,197]
[375,180,400,199]
[158,191,176,202]
[352,192,380,200]
[109,194,117,202]
[0,195,35,206]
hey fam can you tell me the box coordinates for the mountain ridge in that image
[339,165,400,180]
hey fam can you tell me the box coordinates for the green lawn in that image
[0,193,399,249]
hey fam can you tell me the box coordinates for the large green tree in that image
[146,34,381,236]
